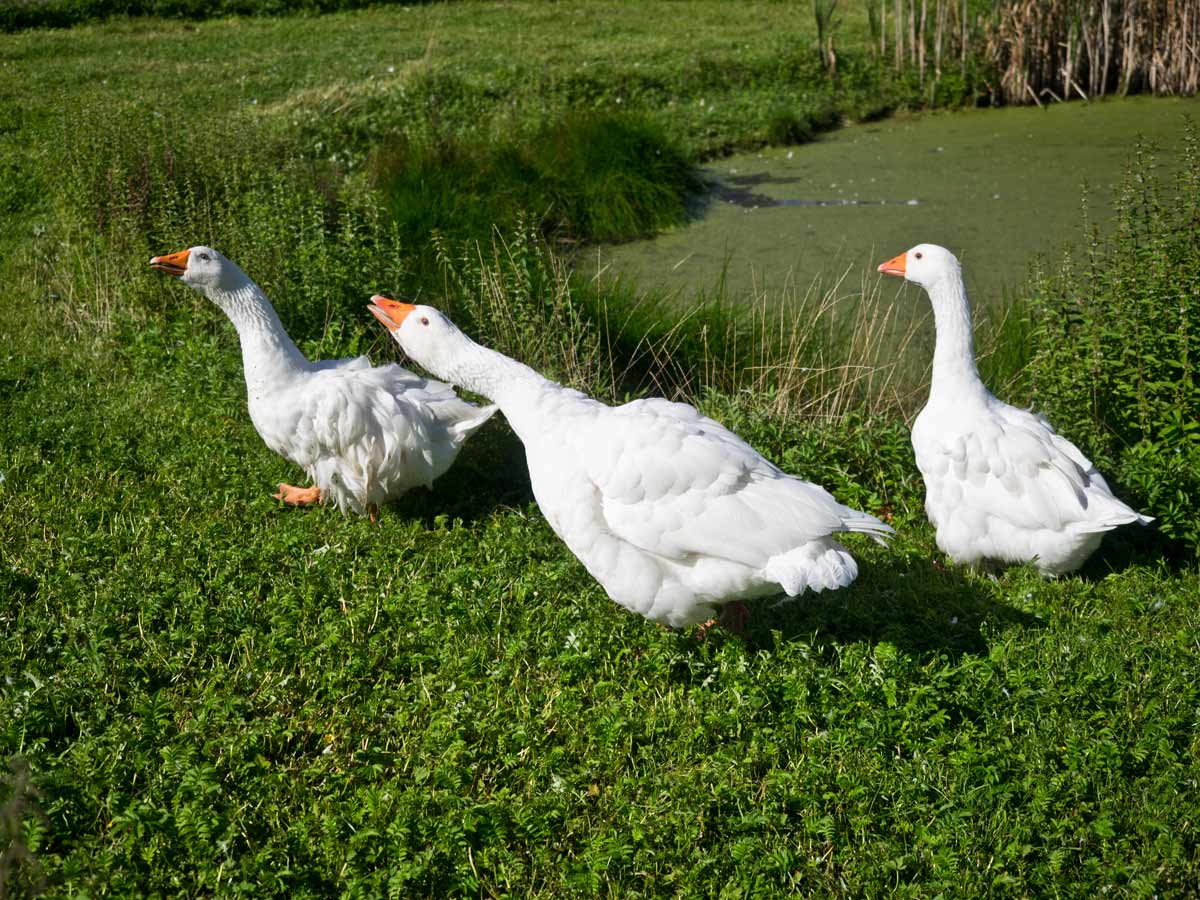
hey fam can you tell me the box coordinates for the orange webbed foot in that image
[273,483,323,507]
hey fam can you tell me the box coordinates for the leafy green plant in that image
[0,758,47,900]
[54,108,408,350]
[371,113,700,249]
[1024,122,1200,552]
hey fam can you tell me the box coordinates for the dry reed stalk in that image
[881,0,888,58]
[909,0,918,66]
[962,0,969,73]
[919,0,929,82]
[934,0,947,81]
[984,0,1200,105]
[884,0,1197,103]
[655,265,937,423]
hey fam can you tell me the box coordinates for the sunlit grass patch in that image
[2,5,1199,895]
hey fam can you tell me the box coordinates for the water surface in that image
[597,96,1200,307]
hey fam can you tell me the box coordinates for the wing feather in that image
[577,400,881,569]
[919,400,1145,535]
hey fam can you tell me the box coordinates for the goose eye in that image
[914,252,923,260]
[199,252,211,261]
[420,316,430,326]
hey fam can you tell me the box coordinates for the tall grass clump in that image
[371,113,700,250]
[52,108,409,353]
[589,260,1022,425]
[1024,124,1200,552]
[430,223,607,397]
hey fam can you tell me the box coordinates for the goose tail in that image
[840,508,896,545]
[447,402,499,442]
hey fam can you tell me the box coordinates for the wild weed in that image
[54,108,407,351]
[0,758,47,900]
[1024,122,1200,551]
[429,224,606,396]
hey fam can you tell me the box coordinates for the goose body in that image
[879,243,1150,574]
[149,247,495,515]
[369,296,892,628]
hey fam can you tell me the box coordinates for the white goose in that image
[878,243,1151,574]
[149,247,495,517]
[368,295,893,628]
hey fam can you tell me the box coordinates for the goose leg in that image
[718,600,749,634]
[696,600,750,639]
[274,483,323,506]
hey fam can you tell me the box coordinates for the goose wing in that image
[919,402,1145,533]
[291,364,491,472]
[577,398,886,569]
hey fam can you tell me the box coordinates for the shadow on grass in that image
[386,424,533,527]
[0,570,38,605]
[738,553,1041,661]
[1077,523,1195,580]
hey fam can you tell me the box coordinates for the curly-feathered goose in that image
[149,247,495,517]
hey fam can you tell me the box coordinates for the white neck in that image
[204,277,309,389]
[924,270,984,403]
[423,330,562,440]
[441,335,546,401]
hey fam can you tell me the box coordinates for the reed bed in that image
[862,0,1199,104]
[987,0,1200,103]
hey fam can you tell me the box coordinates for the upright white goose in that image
[149,247,495,517]
[878,243,1151,574]
[368,295,893,628]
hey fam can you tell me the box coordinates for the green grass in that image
[1020,131,1200,553]
[0,1,936,245]
[2,298,1198,897]
[3,3,1200,896]
[373,112,701,247]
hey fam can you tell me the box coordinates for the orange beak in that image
[877,251,907,278]
[149,248,190,277]
[368,294,416,333]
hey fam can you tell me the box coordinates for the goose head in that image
[368,295,468,378]
[149,246,247,294]
[877,243,961,290]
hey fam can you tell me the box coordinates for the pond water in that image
[596,96,1200,309]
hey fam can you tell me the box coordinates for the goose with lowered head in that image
[149,247,495,517]
[878,243,1151,575]
[368,295,893,629]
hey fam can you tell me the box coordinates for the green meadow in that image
[2,2,1199,897]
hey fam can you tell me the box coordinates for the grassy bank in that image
[3,3,1200,896]
[3,279,1198,896]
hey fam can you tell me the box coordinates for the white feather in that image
[890,243,1151,575]
[385,306,893,628]
[159,247,495,514]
